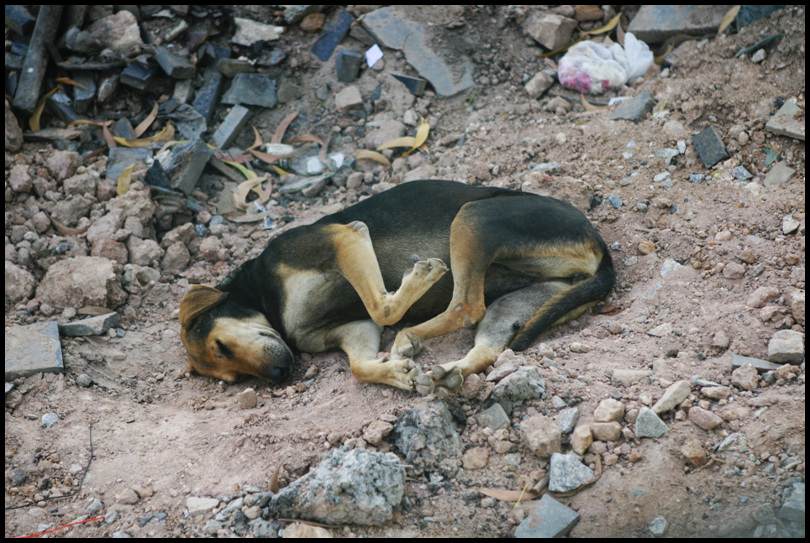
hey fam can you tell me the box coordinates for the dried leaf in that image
[582,11,622,35]
[134,101,158,138]
[246,125,264,152]
[55,77,88,89]
[272,111,299,143]
[354,149,392,167]
[46,213,90,236]
[117,164,134,196]
[376,136,417,151]
[287,134,325,146]
[273,165,292,176]
[403,117,430,156]
[477,487,538,503]
[250,149,287,165]
[581,94,609,112]
[223,160,257,180]
[717,6,741,36]
[234,176,271,210]
[114,123,175,148]
[29,86,60,131]
[268,464,282,493]
[102,123,116,148]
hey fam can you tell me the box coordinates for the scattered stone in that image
[638,239,656,255]
[548,452,594,493]
[524,13,578,51]
[784,288,805,326]
[59,312,120,337]
[763,161,795,186]
[236,388,258,409]
[335,85,363,112]
[731,354,781,372]
[691,126,729,168]
[556,407,579,434]
[569,341,591,353]
[687,406,723,431]
[723,261,746,279]
[520,414,562,458]
[476,403,510,431]
[747,286,780,308]
[232,17,284,47]
[187,497,220,517]
[41,412,59,428]
[610,92,655,123]
[267,447,404,526]
[363,420,394,446]
[590,421,621,442]
[652,380,691,414]
[627,5,731,44]
[767,330,804,363]
[461,447,489,470]
[701,386,732,400]
[5,321,64,379]
[647,323,672,337]
[648,516,669,537]
[36,256,126,310]
[570,424,593,455]
[391,401,461,477]
[490,366,546,414]
[336,49,363,83]
[362,6,473,97]
[732,165,753,181]
[712,330,730,349]
[76,374,93,388]
[211,104,251,150]
[311,10,354,62]
[635,407,668,438]
[779,482,805,522]
[6,261,37,309]
[680,439,709,467]
[611,369,651,387]
[731,363,759,391]
[515,494,580,538]
[594,398,625,422]
[524,71,554,99]
[391,74,427,96]
[765,100,805,141]
[221,73,278,109]
[782,214,801,235]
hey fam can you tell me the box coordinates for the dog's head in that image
[178,285,293,384]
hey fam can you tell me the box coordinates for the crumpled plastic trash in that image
[557,33,653,95]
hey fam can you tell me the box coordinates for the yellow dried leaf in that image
[354,149,392,167]
[55,77,88,89]
[29,86,59,131]
[718,6,741,36]
[273,165,292,176]
[246,125,264,152]
[223,160,257,180]
[477,487,538,503]
[234,176,270,210]
[114,123,176,148]
[403,116,430,156]
[117,164,134,196]
[272,111,299,143]
[582,11,622,35]
[134,101,158,137]
[376,136,417,151]
[287,134,325,146]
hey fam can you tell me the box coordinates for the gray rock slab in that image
[515,494,580,538]
[221,73,277,109]
[610,92,655,122]
[362,6,473,97]
[691,126,729,168]
[6,321,64,379]
[392,401,462,477]
[627,5,732,44]
[731,353,781,372]
[763,160,796,186]
[765,100,805,141]
[59,312,120,337]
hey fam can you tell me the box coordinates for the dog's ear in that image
[179,285,228,329]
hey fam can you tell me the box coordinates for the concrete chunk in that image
[515,494,580,538]
[5,321,64,380]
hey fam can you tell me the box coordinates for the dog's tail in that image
[509,253,615,351]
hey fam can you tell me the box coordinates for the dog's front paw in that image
[393,330,423,359]
[414,364,463,397]
[384,357,422,391]
[410,258,448,283]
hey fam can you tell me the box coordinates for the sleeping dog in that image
[179,180,615,396]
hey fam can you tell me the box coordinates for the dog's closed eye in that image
[216,339,234,358]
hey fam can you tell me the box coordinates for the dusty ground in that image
[5,5,805,538]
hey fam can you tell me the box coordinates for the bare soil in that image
[5,5,805,538]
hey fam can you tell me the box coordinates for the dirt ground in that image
[5,5,805,538]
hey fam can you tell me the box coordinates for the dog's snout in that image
[268,364,291,383]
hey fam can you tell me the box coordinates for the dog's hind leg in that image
[331,221,448,326]
[414,281,571,396]
[327,319,422,391]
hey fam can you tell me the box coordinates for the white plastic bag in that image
[557,33,653,95]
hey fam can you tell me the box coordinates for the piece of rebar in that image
[13,5,63,116]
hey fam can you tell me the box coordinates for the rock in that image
[267,447,404,526]
[5,261,36,309]
[126,237,164,268]
[524,71,554,99]
[570,424,593,455]
[747,286,780,308]
[364,120,406,149]
[41,412,59,428]
[475,403,510,431]
[46,150,82,181]
[363,420,394,446]
[680,439,709,467]
[461,447,489,470]
[610,92,655,122]
[490,366,546,414]
[731,363,759,391]
[779,482,805,522]
[91,239,129,266]
[651,380,690,415]
[687,406,723,431]
[391,401,461,477]
[5,321,64,379]
[9,164,32,192]
[593,398,625,422]
[334,85,363,112]
[106,182,156,228]
[236,388,258,409]
[611,369,651,387]
[36,256,127,310]
[591,421,622,442]
[691,126,729,168]
[515,494,580,538]
[548,452,594,493]
[524,13,578,51]
[59,312,120,337]
[763,161,795,186]
[784,288,805,326]
[767,330,804,363]
[519,414,561,458]
[635,407,668,438]
[5,99,23,152]
[187,497,220,517]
